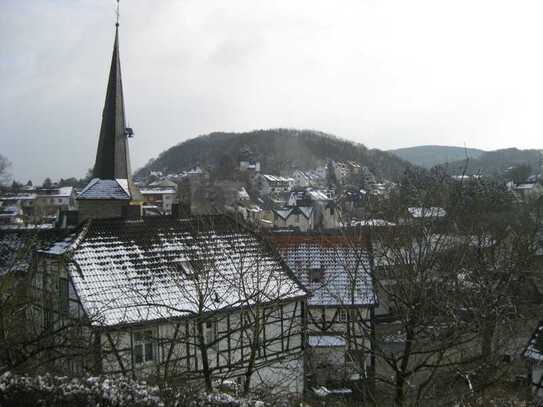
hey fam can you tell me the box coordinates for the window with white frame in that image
[133,329,156,364]
[338,308,348,323]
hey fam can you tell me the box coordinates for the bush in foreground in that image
[0,372,163,407]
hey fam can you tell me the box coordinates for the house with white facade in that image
[140,187,177,214]
[273,206,314,231]
[0,187,78,224]
[257,175,295,196]
[240,160,261,173]
[272,189,340,231]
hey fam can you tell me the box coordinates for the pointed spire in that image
[89,18,142,202]
[92,25,131,180]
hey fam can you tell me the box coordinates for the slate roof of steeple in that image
[83,26,141,201]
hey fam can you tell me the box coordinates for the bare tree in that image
[0,228,98,376]
[343,170,540,406]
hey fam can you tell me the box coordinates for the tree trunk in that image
[394,374,406,407]
[197,319,212,392]
[243,309,261,395]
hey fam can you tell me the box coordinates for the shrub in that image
[0,372,163,407]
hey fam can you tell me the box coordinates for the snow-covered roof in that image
[351,219,396,227]
[524,321,543,363]
[273,206,313,221]
[34,187,74,198]
[262,175,294,183]
[407,207,447,219]
[516,183,538,190]
[307,190,330,201]
[308,335,346,347]
[78,178,131,200]
[148,179,177,188]
[272,233,375,307]
[0,229,60,276]
[41,215,306,327]
[140,188,177,195]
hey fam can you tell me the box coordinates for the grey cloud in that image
[1,0,542,183]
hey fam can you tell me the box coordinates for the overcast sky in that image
[2,1,543,183]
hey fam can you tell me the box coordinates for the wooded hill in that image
[435,148,543,176]
[136,129,413,181]
[389,145,485,168]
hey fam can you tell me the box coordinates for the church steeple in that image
[78,14,143,220]
[92,25,132,180]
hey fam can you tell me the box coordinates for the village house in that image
[292,170,324,188]
[515,182,543,200]
[256,174,295,196]
[0,187,77,225]
[270,230,376,387]
[240,159,261,173]
[272,189,340,231]
[140,187,178,215]
[30,23,308,393]
[37,215,307,392]
[273,206,314,232]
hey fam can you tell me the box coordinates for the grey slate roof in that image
[77,178,131,200]
[524,320,543,363]
[42,215,306,327]
[89,26,141,201]
[273,206,313,221]
[93,27,131,181]
[0,229,61,276]
[271,232,376,307]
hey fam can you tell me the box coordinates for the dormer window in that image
[309,267,324,283]
[175,259,214,281]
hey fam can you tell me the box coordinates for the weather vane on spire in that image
[115,0,120,27]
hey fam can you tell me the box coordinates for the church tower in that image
[78,20,142,221]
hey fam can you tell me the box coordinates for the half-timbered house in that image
[37,215,307,392]
[270,230,376,387]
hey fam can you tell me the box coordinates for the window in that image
[338,308,348,323]
[205,320,218,348]
[134,330,155,364]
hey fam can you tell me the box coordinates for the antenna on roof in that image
[115,0,120,27]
